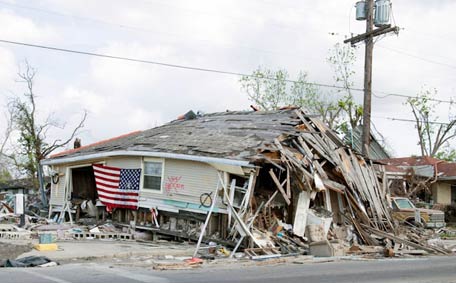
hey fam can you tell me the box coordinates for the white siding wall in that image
[49,166,66,206]
[48,156,220,208]
[49,157,141,206]
[141,159,219,204]
[106,157,141,169]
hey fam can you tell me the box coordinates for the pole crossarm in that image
[343,0,399,157]
[344,25,400,46]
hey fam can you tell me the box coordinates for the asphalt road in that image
[2,256,456,283]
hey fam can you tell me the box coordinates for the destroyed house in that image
[42,108,403,252]
[381,156,456,205]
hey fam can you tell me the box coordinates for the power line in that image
[0,38,357,91]
[0,0,325,61]
[377,44,456,70]
[372,91,453,103]
[374,116,453,126]
[139,0,308,34]
[2,38,453,127]
[372,91,455,104]
[0,38,454,106]
[3,2,455,106]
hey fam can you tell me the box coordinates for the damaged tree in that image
[407,88,456,159]
[7,62,87,204]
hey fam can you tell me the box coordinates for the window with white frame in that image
[143,161,163,191]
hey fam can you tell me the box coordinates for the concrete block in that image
[309,240,345,257]
[34,243,58,251]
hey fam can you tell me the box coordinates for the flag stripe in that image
[98,191,138,201]
[93,172,120,182]
[93,168,120,178]
[99,201,138,208]
[96,179,120,188]
[93,164,122,172]
[96,183,139,193]
[93,165,121,176]
[98,196,138,206]
[98,188,138,199]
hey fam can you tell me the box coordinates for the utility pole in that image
[344,0,399,158]
[362,0,374,157]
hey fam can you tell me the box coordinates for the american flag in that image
[92,164,141,210]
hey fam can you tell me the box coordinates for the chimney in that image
[74,138,81,149]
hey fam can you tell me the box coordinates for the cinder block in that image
[34,243,58,251]
[309,240,345,257]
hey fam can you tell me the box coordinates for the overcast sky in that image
[0,0,455,157]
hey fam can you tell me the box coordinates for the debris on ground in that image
[0,256,58,268]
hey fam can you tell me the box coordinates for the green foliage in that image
[435,148,456,162]
[240,68,344,129]
[240,68,307,111]
[240,43,363,133]
[0,167,11,183]
[327,43,363,132]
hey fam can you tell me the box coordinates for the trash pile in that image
[200,108,452,259]
[1,256,58,268]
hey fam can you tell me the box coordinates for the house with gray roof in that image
[42,109,310,239]
[42,108,392,246]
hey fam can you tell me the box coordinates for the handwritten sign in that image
[164,176,185,194]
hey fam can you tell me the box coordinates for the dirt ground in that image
[0,241,33,260]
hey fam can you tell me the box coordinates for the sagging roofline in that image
[41,150,255,168]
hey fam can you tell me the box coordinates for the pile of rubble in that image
[198,108,452,260]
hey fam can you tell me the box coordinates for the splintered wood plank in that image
[313,160,329,179]
[298,136,314,159]
[269,169,291,205]
[293,191,310,237]
[308,116,344,148]
[300,133,334,165]
[322,179,346,194]
[295,137,314,159]
[262,155,286,171]
[365,226,448,255]
[286,168,291,198]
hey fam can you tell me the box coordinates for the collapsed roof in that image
[45,109,318,164]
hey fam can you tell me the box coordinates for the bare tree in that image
[8,61,87,185]
[0,103,15,182]
[407,88,456,158]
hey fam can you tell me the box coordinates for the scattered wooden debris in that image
[244,247,281,260]
[220,108,450,258]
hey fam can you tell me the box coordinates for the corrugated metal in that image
[413,165,434,178]
[374,0,391,27]
[141,159,219,205]
[356,1,367,20]
[345,126,390,160]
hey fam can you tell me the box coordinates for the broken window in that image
[143,161,163,191]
